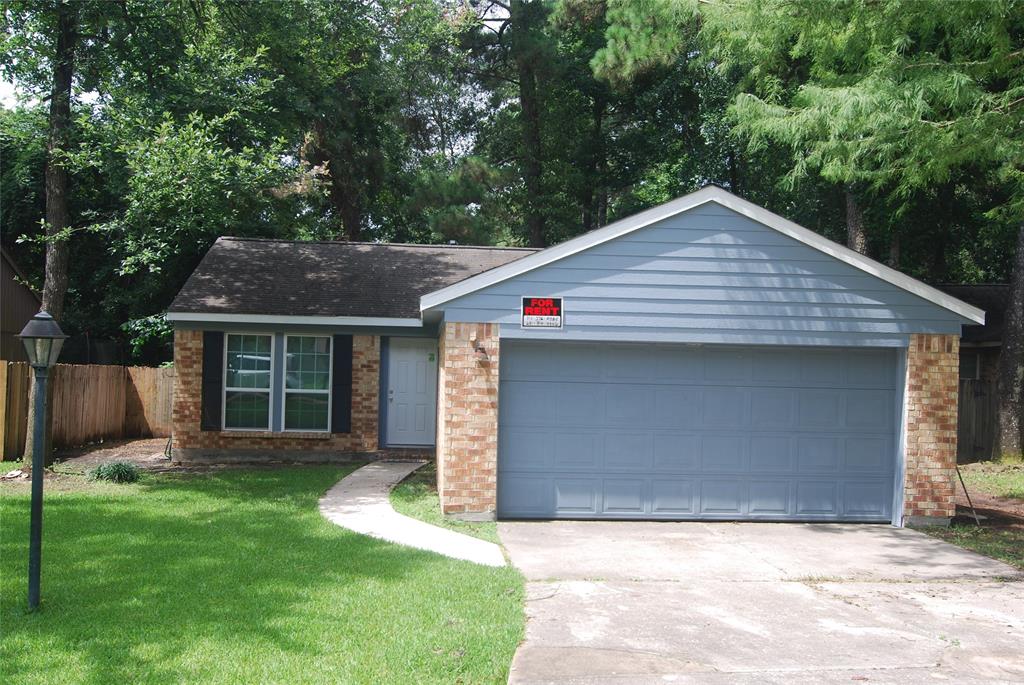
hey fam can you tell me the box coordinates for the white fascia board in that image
[420,185,985,325]
[165,312,423,327]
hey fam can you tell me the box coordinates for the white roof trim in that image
[420,185,985,324]
[166,312,423,327]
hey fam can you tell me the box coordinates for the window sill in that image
[218,430,332,440]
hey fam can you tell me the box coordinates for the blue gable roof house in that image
[168,186,982,527]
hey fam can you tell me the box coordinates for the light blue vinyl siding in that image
[437,203,965,346]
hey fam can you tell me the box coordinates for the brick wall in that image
[171,329,379,461]
[903,333,960,524]
[436,322,499,518]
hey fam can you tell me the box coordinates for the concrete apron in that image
[501,521,1024,685]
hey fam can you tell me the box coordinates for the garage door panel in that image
[701,481,744,514]
[653,388,702,427]
[800,351,845,385]
[498,476,551,515]
[751,388,796,428]
[558,385,605,423]
[554,478,599,513]
[750,436,795,472]
[501,430,552,470]
[843,481,891,516]
[797,436,842,472]
[606,386,653,424]
[605,433,653,469]
[653,434,701,470]
[702,435,745,472]
[845,351,897,387]
[845,436,892,471]
[748,481,791,515]
[500,382,559,423]
[602,479,646,514]
[651,480,695,513]
[702,388,746,427]
[704,348,751,381]
[796,481,838,515]
[845,390,893,429]
[797,390,841,428]
[498,342,896,521]
[553,433,600,469]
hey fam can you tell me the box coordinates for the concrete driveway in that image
[499,521,1024,684]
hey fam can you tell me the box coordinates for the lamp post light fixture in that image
[18,310,67,611]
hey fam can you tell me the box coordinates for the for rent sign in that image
[521,297,563,328]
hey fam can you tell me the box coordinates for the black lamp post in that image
[18,310,67,611]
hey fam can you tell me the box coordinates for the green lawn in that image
[389,464,501,545]
[926,525,1024,571]
[924,461,1024,571]
[959,461,1024,500]
[1,466,523,684]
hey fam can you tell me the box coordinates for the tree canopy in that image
[1,0,1021,365]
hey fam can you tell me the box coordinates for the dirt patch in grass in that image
[928,462,1024,571]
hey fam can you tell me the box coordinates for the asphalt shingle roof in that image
[168,238,537,319]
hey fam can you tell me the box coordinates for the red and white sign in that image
[521,297,563,328]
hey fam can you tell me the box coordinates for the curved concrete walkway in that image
[319,461,506,567]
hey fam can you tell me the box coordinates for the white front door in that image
[385,337,438,446]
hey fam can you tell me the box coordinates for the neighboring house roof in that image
[938,284,1009,344]
[419,185,985,324]
[167,238,537,325]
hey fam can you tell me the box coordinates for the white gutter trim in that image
[165,312,423,327]
[419,186,985,325]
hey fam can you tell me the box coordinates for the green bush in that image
[88,461,140,484]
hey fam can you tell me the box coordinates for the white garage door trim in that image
[497,341,901,523]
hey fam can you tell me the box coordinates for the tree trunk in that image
[27,1,77,465]
[327,155,362,242]
[997,223,1024,459]
[512,0,545,248]
[888,231,901,268]
[844,188,868,255]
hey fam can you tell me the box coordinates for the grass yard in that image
[0,465,524,684]
[959,461,1024,500]
[389,463,500,545]
[924,461,1024,571]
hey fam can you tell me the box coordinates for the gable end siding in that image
[437,204,965,347]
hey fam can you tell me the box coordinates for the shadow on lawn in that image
[1,466,499,684]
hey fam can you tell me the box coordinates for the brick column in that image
[436,322,499,519]
[171,329,203,450]
[903,333,959,526]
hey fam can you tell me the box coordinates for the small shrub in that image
[88,461,140,484]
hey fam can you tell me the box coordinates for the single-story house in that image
[168,186,984,526]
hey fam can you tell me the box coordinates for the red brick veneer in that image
[903,333,959,523]
[436,322,499,517]
[171,329,379,460]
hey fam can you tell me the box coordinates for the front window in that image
[284,335,331,431]
[224,334,273,429]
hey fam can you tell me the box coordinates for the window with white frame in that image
[224,334,273,430]
[284,335,331,431]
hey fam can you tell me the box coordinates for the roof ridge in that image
[217,236,538,251]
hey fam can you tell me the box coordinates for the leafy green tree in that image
[594,0,1024,456]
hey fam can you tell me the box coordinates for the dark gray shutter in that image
[201,331,224,431]
[331,335,353,433]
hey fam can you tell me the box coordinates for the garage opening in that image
[497,341,898,521]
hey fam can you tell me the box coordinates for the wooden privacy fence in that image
[0,363,175,459]
[957,378,998,463]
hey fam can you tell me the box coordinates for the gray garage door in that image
[497,342,898,521]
